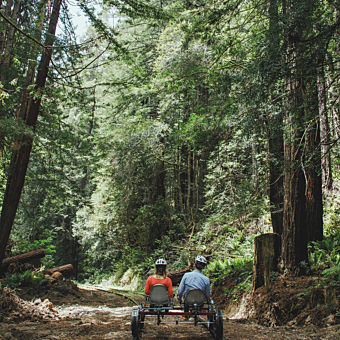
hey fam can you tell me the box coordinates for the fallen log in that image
[43,264,73,277]
[168,265,191,285]
[1,248,45,271]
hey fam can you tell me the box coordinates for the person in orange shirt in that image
[144,258,173,297]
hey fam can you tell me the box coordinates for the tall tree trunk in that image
[281,0,325,273]
[0,0,17,82]
[153,138,166,201]
[252,141,259,190]
[267,0,284,236]
[304,68,323,242]
[281,0,309,275]
[0,0,21,77]
[176,149,184,212]
[0,0,13,56]
[268,127,284,236]
[301,7,327,243]
[193,155,199,214]
[318,63,332,191]
[282,79,308,275]
[0,0,62,263]
[186,145,191,214]
[16,0,48,122]
[333,3,340,139]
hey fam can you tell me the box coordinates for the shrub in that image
[308,230,340,271]
[322,265,340,283]
[1,271,48,289]
[206,257,253,301]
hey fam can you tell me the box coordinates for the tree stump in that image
[309,286,338,307]
[252,233,281,294]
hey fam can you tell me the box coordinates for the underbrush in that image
[200,226,255,303]
[0,271,48,289]
[308,228,340,285]
[10,237,56,269]
[206,257,253,302]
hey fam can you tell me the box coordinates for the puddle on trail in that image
[57,305,134,318]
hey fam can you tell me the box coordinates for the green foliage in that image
[206,257,253,301]
[308,229,340,287]
[205,131,268,221]
[192,223,257,261]
[1,271,48,289]
[0,82,9,104]
[1,0,339,286]
[11,237,56,268]
[322,265,340,283]
[308,230,340,270]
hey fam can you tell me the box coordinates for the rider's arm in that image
[144,276,152,295]
[177,275,186,298]
[205,278,211,299]
[167,278,173,297]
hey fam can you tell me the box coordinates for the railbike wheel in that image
[131,309,141,340]
[215,310,223,340]
[207,313,214,330]
[140,312,145,329]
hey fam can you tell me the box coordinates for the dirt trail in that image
[0,283,339,340]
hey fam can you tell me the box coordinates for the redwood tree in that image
[281,0,325,274]
[0,0,62,263]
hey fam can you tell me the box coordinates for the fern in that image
[322,265,340,282]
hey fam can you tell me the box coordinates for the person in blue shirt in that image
[178,255,211,304]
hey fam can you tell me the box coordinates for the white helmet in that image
[155,258,167,266]
[195,255,207,268]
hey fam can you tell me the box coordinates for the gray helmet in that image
[195,255,207,269]
[155,258,167,266]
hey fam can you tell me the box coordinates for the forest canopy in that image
[0,0,339,282]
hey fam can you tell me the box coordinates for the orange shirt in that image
[144,276,173,297]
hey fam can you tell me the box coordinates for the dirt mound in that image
[212,275,339,327]
[253,276,339,327]
[16,279,82,306]
[0,287,59,322]
[15,279,136,308]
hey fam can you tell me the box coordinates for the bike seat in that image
[148,284,171,305]
[184,289,208,307]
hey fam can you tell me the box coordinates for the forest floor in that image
[0,278,339,340]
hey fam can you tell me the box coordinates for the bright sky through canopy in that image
[57,0,90,40]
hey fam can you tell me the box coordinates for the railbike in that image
[131,284,223,340]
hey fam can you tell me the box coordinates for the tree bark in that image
[333,3,340,139]
[318,63,332,191]
[281,0,309,275]
[0,0,13,56]
[0,0,21,76]
[267,0,284,236]
[304,118,323,243]
[304,66,323,242]
[252,233,281,292]
[43,264,74,276]
[0,0,20,83]
[186,145,191,213]
[176,149,184,212]
[16,0,48,122]
[0,0,62,263]
[281,0,326,273]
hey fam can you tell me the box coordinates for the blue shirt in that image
[178,270,211,299]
